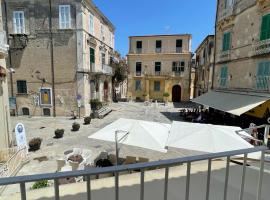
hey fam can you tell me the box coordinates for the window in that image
[13,11,25,34]
[260,14,270,41]
[154,81,160,91]
[176,39,183,53]
[222,32,231,51]
[89,13,94,35]
[155,62,161,74]
[17,80,27,94]
[225,0,235,9]
[136,41,142,53]
[90,48,95,63]
[156,40,162,53]
[135,80,141,91]
[22,107,30,116]
[101,53,106,66]
[256,61,270,90]
[101,24,105,40]
[172,61,185,72]
[59,5,71,29]
[43,108,51,116]
[136,62,142,76]
[220,66,228,87]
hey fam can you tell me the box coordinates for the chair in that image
[138,157,149,163]
[56,159,66,172]
[124,156,137,165]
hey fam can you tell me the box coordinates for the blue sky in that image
[94,0,216,56]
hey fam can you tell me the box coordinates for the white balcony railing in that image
[252,39,270,56]
[90,64,113,75]
[0,145,267,200]
[172,71,185,77]
[217,50,231,62]
[0,31,9,54]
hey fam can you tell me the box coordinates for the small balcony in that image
[172,71,184,77]
[135,71,142,77]
[0,31,9,55]
[176,47,183,53]
[217,50,231,63]
[102,65,113,75]
[89,64,113,76]
[252,39,270,56]
[155,48,162,53]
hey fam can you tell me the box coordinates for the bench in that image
[94,107,112,119]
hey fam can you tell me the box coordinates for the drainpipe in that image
[49,0,56,117]
[3,0,14,97]
[212,0,220,90]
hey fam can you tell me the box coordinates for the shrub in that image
[31,180,49,190]
[72,122,80,131]
[90,99,102,110]
[54,129,64,138]
[163,92,170,97]
[29,138,42,151]
[84,116,91,125]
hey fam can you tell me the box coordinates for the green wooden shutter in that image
[90,48,95,63]
[257,62,264,89]
[222,33,226,51]
[227,33,231,50]
[260,14,270,41]
[222,32,231,51]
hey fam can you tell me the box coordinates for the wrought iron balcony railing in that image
[217,50,231,63]
[0,146,267,200]
[252,39,270,56]
[219,6,235,21]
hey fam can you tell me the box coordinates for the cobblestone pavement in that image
[8,102,199,176]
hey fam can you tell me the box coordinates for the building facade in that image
[200,0,270,123]
[127,35,192,102]
[194,35,214,97]
[3,0,115,117]
[0,0,11,149]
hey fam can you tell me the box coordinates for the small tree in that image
[111,54,128,101]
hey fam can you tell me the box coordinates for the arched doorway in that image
[172,85,181,102]
[104,81,109,101]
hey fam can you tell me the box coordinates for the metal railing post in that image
[205,159,212,200]
[185,162,191,200]
[256,151,265,200]
[54,179,60,200]
[140,170,145,200]
[86,176,91,200]
[115,172,119,200]
[223,156,230,200]
[164,167,169,200]
[239,153,247,200]
[20,182,26,200]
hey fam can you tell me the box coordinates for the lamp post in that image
[115,130,129,166]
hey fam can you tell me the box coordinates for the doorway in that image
[172,85,181,102]
[104,81,109,101]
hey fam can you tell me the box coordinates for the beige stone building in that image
[193,0,270,124]
[3,0,115,117]
[194,35,214,97]
[0,0,11,149]
[127,34,192,102]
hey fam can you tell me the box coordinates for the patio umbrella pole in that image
[115,131,119,166]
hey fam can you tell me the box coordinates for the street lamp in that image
[115,130,129,165]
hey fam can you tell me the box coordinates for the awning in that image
[191,91,270,116]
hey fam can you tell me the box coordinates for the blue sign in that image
[9,97,16,110]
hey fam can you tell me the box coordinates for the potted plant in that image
[72,122,80,131]
[29,138,42,151]
[163,92,170,104]
[142,93,148,101]
[84,116,91,125]
[54,129,64,138]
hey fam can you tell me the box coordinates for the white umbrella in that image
[167,121,253,153]
[89,118,170,153]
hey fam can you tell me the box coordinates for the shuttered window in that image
[260,14,270,41]
[17,80,27,94]
[59,5,71,29]
[135,80,141,91]
[90,48,95,63]
[13,11,25,34]
[154,81,160,91]
[222,32,231,51]
[220,66,228,87]
[256,61,270,90]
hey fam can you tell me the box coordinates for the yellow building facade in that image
[127,35,192,102]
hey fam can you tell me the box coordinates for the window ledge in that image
[16,93,29,96]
